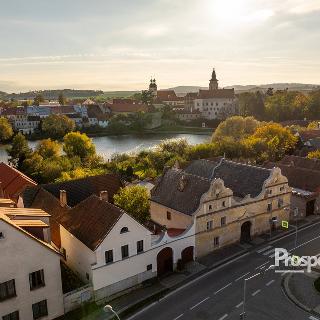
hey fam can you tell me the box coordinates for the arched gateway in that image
[157,247,173,277]
[240,221,252,243]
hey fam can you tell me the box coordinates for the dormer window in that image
[120,227,129,234]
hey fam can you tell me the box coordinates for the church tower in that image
[149,78,157,97]
[209,68,219,91]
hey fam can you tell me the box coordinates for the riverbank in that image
[0,132,211,163]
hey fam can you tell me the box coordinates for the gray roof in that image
[151,168,210,215]
[151,159,271,216]
[185,159,271,198]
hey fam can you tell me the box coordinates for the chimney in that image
[60,190,67,207]
[99,190,109,202]
[0,182,4,198]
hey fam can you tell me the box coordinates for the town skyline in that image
[1,0,320,92]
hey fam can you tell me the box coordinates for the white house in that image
[0,210,64,320]
[59,194,195,301]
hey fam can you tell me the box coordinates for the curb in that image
[282,273,312,313]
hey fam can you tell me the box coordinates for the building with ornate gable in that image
[151,158,291,257]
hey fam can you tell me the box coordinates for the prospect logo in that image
[274,248,319,273]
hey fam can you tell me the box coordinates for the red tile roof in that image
[61,195,125,250]
[197,89,235,99]
[156,90,179,101]
[298,130,320,141]
[0,163,37,201]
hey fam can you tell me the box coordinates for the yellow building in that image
[151,158,291,258]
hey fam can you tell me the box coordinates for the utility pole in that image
[240,265,274,319]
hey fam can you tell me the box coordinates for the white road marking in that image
[214,283,232,295]
[235,272,250,282]
[257,245,272,253]
[263,248,275,256]
[255,262,268,270]
[173,314,184,320]
[217,314,228,320]
[309,316,320,320]
[252,289,261,296]
[269,253,276,258]
[189,297,210,310]
[266,279,275,286]
[236,301,243,308]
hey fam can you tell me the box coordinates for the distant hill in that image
[224,83,320,93]
[97,91,139,99]
[3,89,104,100]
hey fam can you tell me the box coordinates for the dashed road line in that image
[189,297,210,310]
[255,262,268,270]
[235,301,243,308]
[173,314,184,320]
[217,314,228,320]
[252,289,261,296]
[269,252,276,258]
[214,283,232,295]
[257,245,272,253]
[266,279,275,286]
[235,272,250,282]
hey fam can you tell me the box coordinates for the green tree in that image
[36,139,61,158]
[63,132,96,161]
[114,185,150,224]
[33,93,45,106]
[0,117,13,142]
[141,90,154,106]
[58,92,66,105]
[42,114,75,138]
[7,133,32,169]
[249,123,297,161]
[212,116,260,142]
[307,150,320,160]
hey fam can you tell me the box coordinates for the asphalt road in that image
[127,221,320,320]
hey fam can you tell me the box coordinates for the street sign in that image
[282,220,289,229]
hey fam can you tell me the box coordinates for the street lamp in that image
[240,265,275,319]
[104,305,120,320]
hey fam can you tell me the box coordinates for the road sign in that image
[282,220,289,229]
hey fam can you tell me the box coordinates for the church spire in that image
[209,68,219,90]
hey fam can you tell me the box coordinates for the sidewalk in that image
[63,215,320,320]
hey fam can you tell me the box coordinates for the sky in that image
[1,0,320,93]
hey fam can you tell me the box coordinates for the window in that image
[121,245,129,259]
[137,240,144,254]
[0,280,16,301]
[147,264,152,271]
[278,198,284,208]
[222,201,226,207]
[267,203,272,212]
[214,237,220,247]
[221,217,226,226]
[268,189,272,195]
[0,232,4,239]
[105,250,113,264]
[206,220,213,230]
[32,300,48,320]
[29,270,45,290]
[120,227,129,234]
[280,186,285,192]
[208,204,212,210]
[167,211,172,220]
[2,311,19,320]
[86,273,90,280]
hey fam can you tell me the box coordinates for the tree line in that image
[238,89,320,122]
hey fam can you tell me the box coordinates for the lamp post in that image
[240,265,275,319]
[104,305,120,320]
